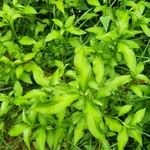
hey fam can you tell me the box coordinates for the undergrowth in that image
[0,0,150,149]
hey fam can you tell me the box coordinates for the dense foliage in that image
[0,0,150,149]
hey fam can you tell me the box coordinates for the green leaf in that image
[27,110,36,124]
[23,89,47,100]
[141,24,150,37]
[130,108,146,125]
[19,36,36,45]
[34,94,79,114]
[104,117,122,132]
[14,81,23,96]
[72,99,84,110]
[118,42,136,71]
[124,40,140,49]
[47,130,54,149]
[67,26,86,35]
[57,111,65,126]
[0,95,9,116]
[74,119,85,144]
[130,85,143,97]
[16,66,23,79]
[118,105,132,116]
[65,15,75,28]
[56,0,65,13]
[45,30,60,42]
[13,97,28,106]
[0,22,7,27]
[116,10,129,32]
[22,109,29,124]
[80,13,98,20]
[38,114,46,126]
[105,75,131,91]
[52,19,63,28]
[134,62,144,75]
[100,16,111,32]
[87,0,100,7]
[35,23,46,37]
[36,128,46,150]
[117,126,128,150]
[0,101,9,116]
[23,53,36,62]
[0,121,4,130]
[23,6,37,15]
[13,0,18,6]
[23,127,31,150]
[74,48,91,91]
[33,67,49,87]
[49,69,61,85]
[85,101,106,141]
[143,1,150,8]
[20,72,32,84]
[93,55,104,84]
[86,26,104,34]
[53,128,63,149]
[129,129,142,146]
[9,123,27,136]
[135,74,150,84]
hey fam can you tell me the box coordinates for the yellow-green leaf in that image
[16,66,23,79]
[23,53,36,62]
[19,36,36,45]
[23,6,37,15]
[116,10,129,32]
[104,117,122,132]
[118,105,132,116]
[0,100,9,115]
[65,15,75,28]
[56,0,65,13]
[130,85,143,97]
[141,24,150,37]
[118,42,136,71]
[52,19,63,28]
[100,16,111,32]
[13,0,18,6]
[53,128,63,149]
[133,62,144,75]
[117,126,128,150]
[9,123,27,136]
[23,127,31,150]
[47,130,54,149]
[129,129,142,146]
[36,128,46,150]
[85,101,105,141]
[14,80,23,96]
[45,30,60,42]
[0,121,4,130]
[34,94,79,114]
[87,0,100,7]
[20,72,32,84]
[105,75,131,91]
[67,26,86,35]
[33,68,49,87]
[130,108,146,125]
[135,74,150,84]
[74,48,91,91]
[93,55,104,84]
[74,119,85,144]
